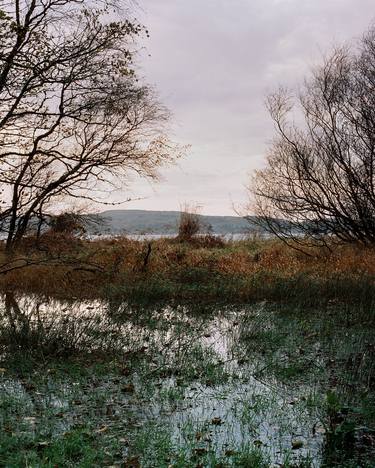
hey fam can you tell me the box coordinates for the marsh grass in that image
[0,236,374,306]
[0,295,374,466]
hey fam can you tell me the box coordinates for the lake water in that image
[87,232,271,241]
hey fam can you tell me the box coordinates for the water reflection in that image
[0,293,374,466]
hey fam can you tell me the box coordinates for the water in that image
[0,294,374,466]
[87,232,270,241]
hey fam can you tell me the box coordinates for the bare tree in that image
[249,25,375,248]
[0,0,178,252]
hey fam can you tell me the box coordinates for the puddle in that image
[0,293,374,466]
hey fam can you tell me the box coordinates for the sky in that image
[118,0,374,216]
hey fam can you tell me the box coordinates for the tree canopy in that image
[250,25,375,247]
[0,0,178,251]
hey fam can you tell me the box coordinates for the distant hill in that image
[89,210,261,235]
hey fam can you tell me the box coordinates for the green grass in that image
[0,426,121,467]
[0,295,375,466]
[104,269,375,308]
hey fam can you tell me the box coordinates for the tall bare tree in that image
[0,0,178,252]
[249,25,375,248]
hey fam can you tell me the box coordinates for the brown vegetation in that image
[177,204,203,241]
[0,235,374,302]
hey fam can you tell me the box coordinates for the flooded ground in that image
[0,294,374,467]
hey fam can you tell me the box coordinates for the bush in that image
[177,207,201,241]
[49,212,86,236]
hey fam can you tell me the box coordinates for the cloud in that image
[121,0,375,215]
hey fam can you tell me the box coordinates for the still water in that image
[0,294,374,466]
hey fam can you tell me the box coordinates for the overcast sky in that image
[119,0,374,215]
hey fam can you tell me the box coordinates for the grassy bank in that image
[0,235,374,305]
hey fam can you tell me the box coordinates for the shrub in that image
[177,206,201,241]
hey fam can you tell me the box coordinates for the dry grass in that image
[0,234,374,302]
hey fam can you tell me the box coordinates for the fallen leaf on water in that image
[37,441,49,449]
[211,417,223,426]
[121,366,132,377]
[23,382,36,391]
[123,456,140,468]
[292,440,304,450]
[95,425,108,433]
[194,448,207,456]
[313,423,326,435]
[224,449,236,456]
[121,384,135,394]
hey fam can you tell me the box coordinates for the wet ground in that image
[0,294,374,467]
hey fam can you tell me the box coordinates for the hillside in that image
[91,210,258,235]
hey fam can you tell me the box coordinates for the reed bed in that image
[0,234,374,304]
